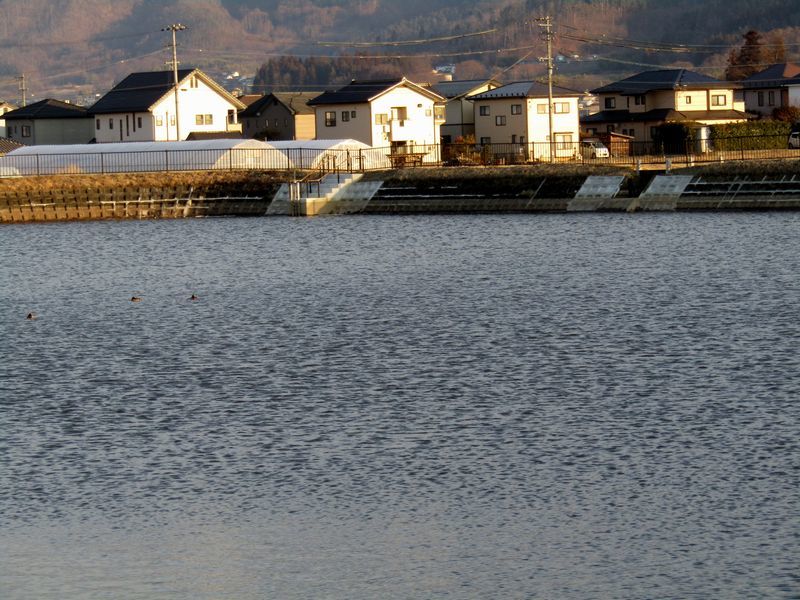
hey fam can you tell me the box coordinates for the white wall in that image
[314,103,372,144]
[314,85,441,148]
[371,87,440,147]
[94,113,155,143]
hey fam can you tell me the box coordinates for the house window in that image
[768,91,775,106]
[587,128,597,135]
[555,133,573,150]
[391,107,407,121]
[96,119,100,130]
[375,113,388,125]
[757,91,764,106]
[156,116,163,126]
[341,111,350,122]
[633,95,645,106]
[511,134,517,143]
[495,115,506,126]
[137,116,143,128]
[109,118,114,129]
[274,119,279,127]
[511,104,522,115]
[426,108,432,117]
[480,137,491,145]
[519,136,525,143]
[604,97,616,109]
[537,103,547,114]
[711,94,727,107]
[170,116,176,126]
[195,115,204,125]
[434,104,445,119]
[325,111,336,127]
[204,115,212,125]
[479,105,490,116]
[685,95,692,105]
[554,102,570,113]
[189,76,198,89]
[351,110,356,118]
[21,125,31,137]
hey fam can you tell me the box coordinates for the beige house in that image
[240,92,320,140]
[469,81,582,159]
[742,63,800,116]
[89,69,245,143]
[3,99,94,145]
[582,69,748,142]
[430,79,501,142]
[308,78,446,153]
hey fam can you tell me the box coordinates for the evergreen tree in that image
[725,30,768,80]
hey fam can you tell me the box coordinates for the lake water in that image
[1,213,799,599]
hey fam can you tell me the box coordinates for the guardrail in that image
[0,136,796,177]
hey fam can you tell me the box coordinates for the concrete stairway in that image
[267,173,382,216]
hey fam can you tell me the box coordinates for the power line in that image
[316,28,498,47]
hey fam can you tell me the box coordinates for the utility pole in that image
[17,73,27,107]
[162,23,187,141]
[536,16,555,163]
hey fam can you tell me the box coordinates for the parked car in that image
[789,131,800,149]
[580,140,610,159]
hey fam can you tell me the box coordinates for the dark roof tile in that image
[469,81,580,100]
[89,69,196,114]
[592,69,736,95]
[3,98,89,120]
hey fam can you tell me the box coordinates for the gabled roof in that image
[431,79,501,100]
[307,78,444,106]
[240,92,322,117]
[743,63,800,88]
[592,69,738,95]
[469,81,581,100]
[3,99,89,120]
[89,69,245,115]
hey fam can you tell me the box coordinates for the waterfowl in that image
[130,296,142,302]
[189,294,198,301]
[26,312,35,320]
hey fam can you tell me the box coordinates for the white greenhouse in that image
[0,139,273,176]
[267,139,392,171]
[0,138,402,177]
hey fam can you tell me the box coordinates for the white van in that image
[789,131,800,149]
[580,140,610,159]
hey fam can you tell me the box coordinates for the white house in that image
[89,69,245,143]
[307,78,446,157]
[430,78,501,143]
[742,63,800,116]
[469,81,582,160]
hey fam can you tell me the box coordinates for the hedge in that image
[709,121,792,150]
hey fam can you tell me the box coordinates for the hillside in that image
[0,0,798,104]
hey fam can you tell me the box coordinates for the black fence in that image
[0,135,797,177]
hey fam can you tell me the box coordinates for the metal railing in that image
[0,135,797,178]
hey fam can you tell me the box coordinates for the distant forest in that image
[1,0,799,102]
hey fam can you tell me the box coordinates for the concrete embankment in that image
[0,172,281,223]
[2,160,800,223]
